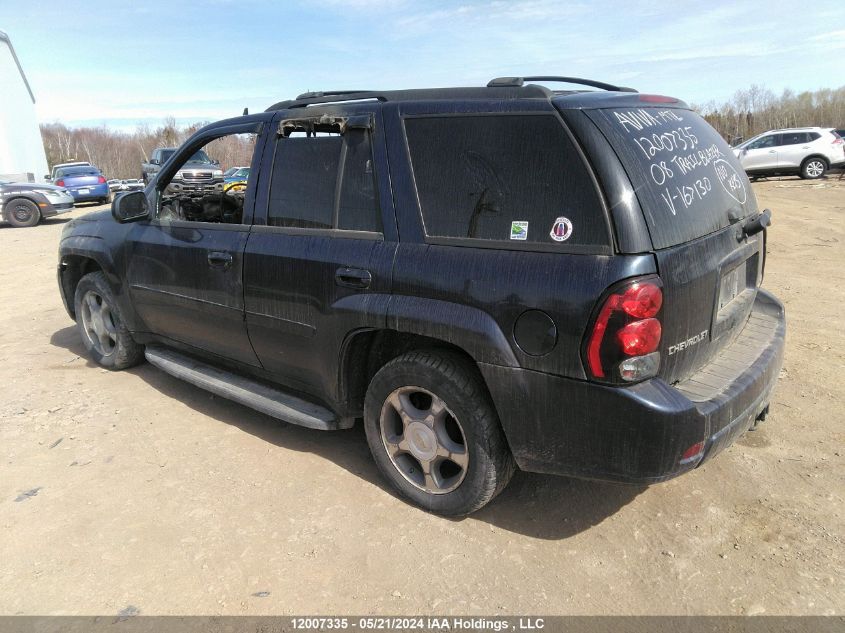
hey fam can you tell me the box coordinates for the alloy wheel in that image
[379,386,469,494]
[80,290,118,357]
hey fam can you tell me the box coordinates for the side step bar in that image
[144,346,351,430]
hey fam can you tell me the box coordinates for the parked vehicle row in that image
[58,77,785,515]
[108,179,145,192]
[732,127,844,179]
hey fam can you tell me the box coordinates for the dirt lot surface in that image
[1,179,843,617]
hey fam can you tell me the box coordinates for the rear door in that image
[244,109,397,402]
[777,131,811,168]
[583,106,764,383]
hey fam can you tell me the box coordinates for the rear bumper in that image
[69,184,110,201]
[480,289,785,483]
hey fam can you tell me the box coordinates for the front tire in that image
[4,198,41,227]
[74,271,144,370]
[363,350,515,516]
[800,157,827,179]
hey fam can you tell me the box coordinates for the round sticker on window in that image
[550,216,573,242]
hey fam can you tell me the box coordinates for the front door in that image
[777,131,811,169]
[244,110,397,402]
[740,133,779,172]
[125,118,271,366]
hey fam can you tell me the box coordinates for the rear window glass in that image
[57,167,99,177]
[404,114,609,247]
[588,108,757,249]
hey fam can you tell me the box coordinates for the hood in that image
[1,181,68,194]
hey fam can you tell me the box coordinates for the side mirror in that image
[44,175,52,181]
[112,191,150,223]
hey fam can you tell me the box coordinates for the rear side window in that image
[404,114,609,247]
[588,108,757,249]
[269,137,340,229]
[267,128,381,232]
[780,132,809,145]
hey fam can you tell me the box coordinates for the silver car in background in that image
[1,180,75,227]
[732,127,845,179]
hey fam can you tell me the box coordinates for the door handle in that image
[207,251,233,268]
[768,150,776,153]
[335,267,372,289]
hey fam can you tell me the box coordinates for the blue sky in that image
[4,0,843,131]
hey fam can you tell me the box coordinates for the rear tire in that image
[363,349,515,516]
[800,157,827,179]
[74,271,144,370]
[4,198,41,227]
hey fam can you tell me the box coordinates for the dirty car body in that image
[57,77,786,514]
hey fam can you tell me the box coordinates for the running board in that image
[144,346,350,430]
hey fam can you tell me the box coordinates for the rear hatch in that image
[62,172,103,188]
[580,104,763,384]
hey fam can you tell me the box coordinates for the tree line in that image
[694,85,845,144]
[39,84,844,178]
[40,117,255,180]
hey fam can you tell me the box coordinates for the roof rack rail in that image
[487,76,637,93]
[267,90,389,111]
[295,90,378,100]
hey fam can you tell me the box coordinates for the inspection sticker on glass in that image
[550,216,573,242]
[510,221,528,240]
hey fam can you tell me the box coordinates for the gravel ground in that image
[0,179,842,616]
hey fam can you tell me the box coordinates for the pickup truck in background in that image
[141,147,223,189]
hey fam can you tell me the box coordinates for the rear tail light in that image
[97,176,106,183]
[584,276,663,383]
[55,179,64,187]
[618,318,662,356]
[832,138,843,145]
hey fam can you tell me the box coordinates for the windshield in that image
[587,107,757,249]
[188,150,213,164]
[233,168,250,177]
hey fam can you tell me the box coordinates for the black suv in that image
[57,77,785,515]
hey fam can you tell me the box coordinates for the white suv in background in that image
[732,127,844,179]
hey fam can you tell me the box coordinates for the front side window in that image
[747,135,776,150]
[404,114,608,246]
[267,120,381,233]
[157,132,258,224]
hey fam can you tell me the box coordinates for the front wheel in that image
[363,350,515,515]
[4,198,41,227]
[74,271,144,370]
[800,157,827,179]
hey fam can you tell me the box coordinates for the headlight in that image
[213,170,223,178]
[43,190,64,198]
[173,171,183,180]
